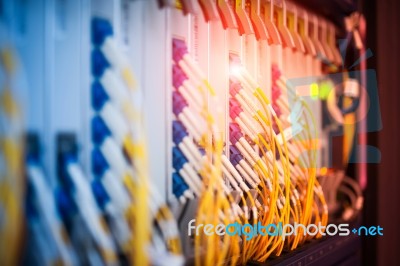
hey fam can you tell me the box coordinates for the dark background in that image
[370,0,400,265]
[297,0,400,265]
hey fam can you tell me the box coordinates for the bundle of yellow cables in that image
[0,47,25,266]
[186,57,329,265]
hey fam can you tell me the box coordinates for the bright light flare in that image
[230,64,242,76]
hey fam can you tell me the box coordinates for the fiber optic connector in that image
[91,179,132,251]
[173,91,206,142]
[91,51,132,114]
[91,148,131,212]
[172,64,203,111]
[172,39,214,96]
[229,98,263,140]
[27,163,77,266]
[172,172,194,203]
[55,188,104,265]
[272,64,296,99]
[92,116,131,179]
[60,154,118,264]
[173,120,244,192]
[91,18,135,90]
[172,146,203,196]
[91,81,130,144]
[25,185,64,266]
[229,81,275,129]
[229,145,260,187]
[172,120,205,172]
[230,123,275,188]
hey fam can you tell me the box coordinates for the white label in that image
[344,78,359,98]
[277,123,302,145]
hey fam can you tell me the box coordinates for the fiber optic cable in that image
[230,145,261,187]
[92,108,182,259]
[172,120,204,165]
[91,116,132,180]
[272,65,318,168]
[173,126,242,214]
[27,161,77,266]
[173,64,203,112]
[91,148,131,213]
[93,114,183,258]
[173,121,245,212]
[173,37,309,264]
[173,66,246,188]
[229,97,300,183]
[223,44,327,266]
[173,114,244,196]
[60,154,118,265]
[172,145,203,196]
[91,43,168,264]
[229,123,274,189]
[92,18,136,91]
[264,81,308,170]
[173,90,207,142]
[91,149,136,255]
[172,39,242,266]
[91,50,140,124]
[228,61,306,260]
[230,83,298,204]
[231,103,278,261]
[25,190,62,265]
[172,172,195,203]
[273,65,327,235]
[0,45,25,266]
[293,102,327,247]
[55,185,106,265]
[172,39,216,97]
[91,179,133,256]
[176,153,202,184]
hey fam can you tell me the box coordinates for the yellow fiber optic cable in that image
[99,55,183,265]
[235,65,328,260]
[0,47,24,266]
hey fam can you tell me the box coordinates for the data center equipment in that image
[0,0,367,265]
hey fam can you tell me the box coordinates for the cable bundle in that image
[173,38,245,265]
[57,134,119,265]
[91,18,182,265]
[270,64,328,248]
[0,45,25,266]
[174,49,330,264]
[26,155,78,265]
[229,57,297,262]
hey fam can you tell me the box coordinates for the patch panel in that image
[0,0,366,265]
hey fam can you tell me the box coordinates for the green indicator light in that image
[319,81,333,100]
[310,83,319,100]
